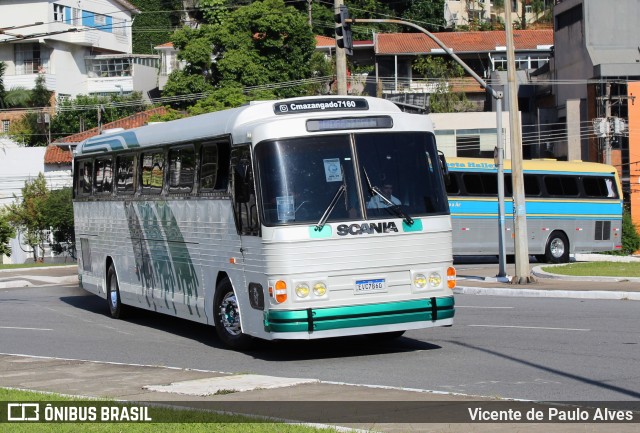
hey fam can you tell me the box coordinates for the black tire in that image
[106,265,125,319]
[213,278,252,350]
[534,254,547,263]
[544,231,570,263]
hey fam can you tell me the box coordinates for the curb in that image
[454,285,640,301]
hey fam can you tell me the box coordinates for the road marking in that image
[468,324,590,331]
[456,306,514,309]
[0,326,53,331]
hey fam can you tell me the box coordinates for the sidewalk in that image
[1,354,638,432]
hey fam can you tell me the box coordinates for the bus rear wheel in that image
[106,265,125,319]
[214,278,252,350]
[544,231,570,263]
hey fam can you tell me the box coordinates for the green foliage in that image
[413,56,473,113]
[6,174,50,262]
[42,188,75,257]
[3,87,31,108]
[129,0,183,54]
[621,211,640,255]
[50,93,147,136]
[30,74,53,107]
[8,112,49,147]
[163,0,316,110]
[402,0,446,30]
[147,107,187,122]
[0,210,15,261]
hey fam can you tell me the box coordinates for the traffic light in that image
[335,5,353,56]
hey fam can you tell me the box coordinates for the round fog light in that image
[313,282,327,296]
[295,283,310,298]
[428,272,442,288]
[414,273,427,288]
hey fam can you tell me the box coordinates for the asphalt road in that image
[1,281,639,403]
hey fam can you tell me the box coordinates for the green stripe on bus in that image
[264,296,454,332]
[402,218,423,232]
[309,225,332,238]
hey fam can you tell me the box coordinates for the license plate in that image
[355,278,386,294]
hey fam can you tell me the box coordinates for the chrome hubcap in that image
[109,275,118,309]
[550,238,565,258]
[219,292,241,336]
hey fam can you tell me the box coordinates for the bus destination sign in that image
[274,98,369,115]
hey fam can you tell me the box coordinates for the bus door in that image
[230,146,264,335]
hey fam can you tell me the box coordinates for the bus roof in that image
[74,96,407,157]
[447,157,618,175]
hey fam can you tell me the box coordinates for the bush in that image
[621,210,640,255]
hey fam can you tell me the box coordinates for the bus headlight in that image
[313,282,327,297]
[295,283,310,298]
[413,273,427,289]
[428,272,442,288]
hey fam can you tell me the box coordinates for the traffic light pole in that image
[334,0,348,95]
[352,17,512,279]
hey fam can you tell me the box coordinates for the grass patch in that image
[0,262,74,270]
[0,388,338,432]
[541,261,640,277]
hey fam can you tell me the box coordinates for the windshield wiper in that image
[315,183,346,232]
[362,168,414,226]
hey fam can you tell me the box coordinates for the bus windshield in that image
[256,132,449,226]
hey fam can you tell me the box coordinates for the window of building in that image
[85,58,132,78]
[15,43,50,75]
[116,154,136,194]
[1,120,9,133]
[53,4,65,22]
[168,147,195,193]
[141,151,165,194]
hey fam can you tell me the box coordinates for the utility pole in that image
[604,82,612,165]
[505,0,534,283]
[353,17,507,278]
[334,0,348,95]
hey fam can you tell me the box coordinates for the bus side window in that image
[583,176,618,198]
[94,157,113,195]
[168,146,195,194]
[77,160,93,196]
[141,151,165,195]
[231,146,259,236]
[544,175,578,197]
[116,154,136,194]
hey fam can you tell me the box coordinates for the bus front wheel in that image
[106,265,125,319]
[544,232,570,263]
[213,278,252,350]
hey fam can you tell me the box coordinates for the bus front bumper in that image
[263,296,454,335]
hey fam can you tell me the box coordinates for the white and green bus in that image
[73,96,456,350]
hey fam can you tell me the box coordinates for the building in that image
[0,0,159,102]
[445,0,551,29]
[551,0,640,227]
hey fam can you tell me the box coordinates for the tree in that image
[402,0,446,31]
[163,0,316,109]
[42,188,75,259]
[129,0,183,54]
[50,93,147,136]
[0,211,16,264]
[621,211,640,255]
[6,173,50,262]
[6,74,53,146]
[413,56,474,113]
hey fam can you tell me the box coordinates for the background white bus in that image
[446,157,623,263]
[73,96,456,350]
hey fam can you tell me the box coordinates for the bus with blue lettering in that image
[73,96,456,350]
[445,157,623,263]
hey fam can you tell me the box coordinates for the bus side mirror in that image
[438,151,449,176]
